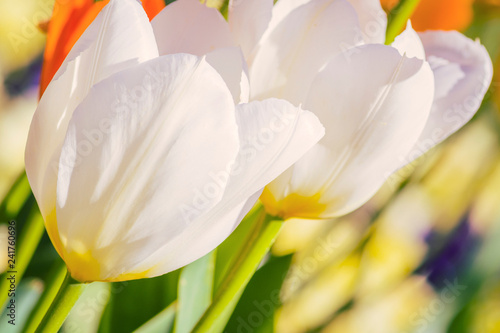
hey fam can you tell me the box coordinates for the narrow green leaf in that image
[98,269,180,332]
[62,282,109,333]
[174,251,215,333]
[225,255,292,333]
[0,172,31,221]
[134,302,177,333]
[22,261,67,333]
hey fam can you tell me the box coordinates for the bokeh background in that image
[0,0,499,332]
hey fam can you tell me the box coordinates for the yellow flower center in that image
[260,187,327,220]
[45,208,152,282]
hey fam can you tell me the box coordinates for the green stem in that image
[385,0,423,44]
[0,205,45,307]
[23,261,67,333]
[192,209,283,333]
[35,270,86,333]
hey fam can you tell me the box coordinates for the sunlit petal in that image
[264,45,435,218]
[55,54,239,282]
[403,31,493,164]
[25,0,158,220]
[123,99,324,277]
[228,0,273,60]
[250,0,362,104]
[151,0,234,56]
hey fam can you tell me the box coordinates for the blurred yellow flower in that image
[0,94,37,197]
[471,157,500,232]
[357,186,431,296]
[469,282,500,333]
[279,213,368,299]
[277,255,361,333]
[272,218,334,256]
[422,119,499,232]
[323,277,435,333]
[0,0,48,72]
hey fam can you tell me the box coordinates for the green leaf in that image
[224,255,292,333]
[98,269,180,332]
[134,302,176,333]
[174,251,215,333]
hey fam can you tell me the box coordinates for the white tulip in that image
[25,0,324,282]
[152,0,493,219]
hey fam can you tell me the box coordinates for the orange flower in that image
[380,0,474,31]
[40,0,165,96]
[380,0,399,10]
[142,0,167,19]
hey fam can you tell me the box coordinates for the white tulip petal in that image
[250,0,362,105]
[267,0,312,33]
[267,44,434,218]
[235,190,264,223]
[269,0,387,44]
[346,0,387,44]
[133,99,325,276]
[25,0,158,219]
[228,0,273,60]
[240,68,251,105]
[228,99,325,200]
[141,198,250,277]
[137,189,263,277]
[314,45,434,217]
[288,144,335,198]
[403,31,493,164]
[55,54,239,282]
[261,143,336,219]
[56,0,159,83]
[392,21,425,60]
[151,0,234,56]
[205,47,250,104]
[261,166,294,207]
